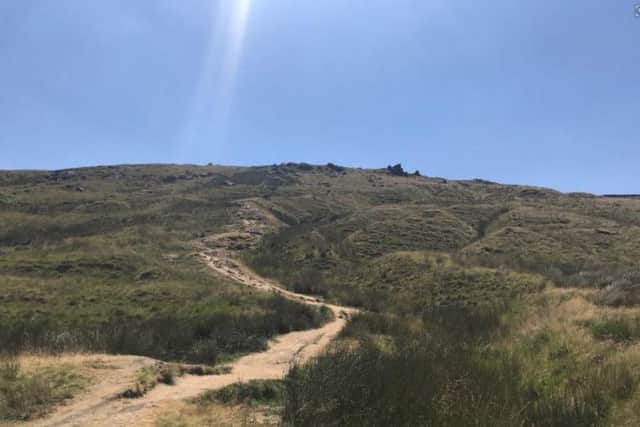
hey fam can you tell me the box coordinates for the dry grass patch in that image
[504,287,640,425]
[0,353,91,422]
[153,397,280,427]
[152,380,284,426]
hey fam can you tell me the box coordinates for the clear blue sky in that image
[1,1,638,193]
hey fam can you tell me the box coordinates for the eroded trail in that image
[29,200,356,427]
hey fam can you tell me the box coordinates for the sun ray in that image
[180,0,252,156]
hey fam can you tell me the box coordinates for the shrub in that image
[199,380,285,406]
[119,366,163,398]
[282,309,615,427]
[291,268,329,296]
[588,317,640,342]
[0,295,331,364]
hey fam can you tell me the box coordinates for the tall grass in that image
[0,296,332,364]
[282,308,632,427]
[0,356,86,421]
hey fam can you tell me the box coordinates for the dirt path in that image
[26,355,156,427]
[27,200,356,427]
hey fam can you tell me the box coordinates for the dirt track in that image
[27,201,355,427]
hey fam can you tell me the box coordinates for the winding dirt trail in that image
[27,200,356,427]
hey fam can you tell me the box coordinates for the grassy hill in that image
[2,162,640,425]
[0,164,333,364]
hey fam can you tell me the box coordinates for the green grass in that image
[283,308,635,427]
[4,163,640,425]
[250,248,548,314]
[586,317,640,342]
[197,380,285,407]
[243,165,640,290]
[0,165,333,363]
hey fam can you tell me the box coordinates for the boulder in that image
[387,163,408,177]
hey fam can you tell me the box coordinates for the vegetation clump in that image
[198,380,285,406]
[119,362,231,399]
[0,356,87,421]
[586,316,640,342]
[0,294,332,364]
[283,307,635,427]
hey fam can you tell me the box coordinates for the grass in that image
[241,165,640,290]
[4,163,640,424]
[504,289,640,425]
[282,293,640,426]
[0,355,87,421]
[120,363,232,398]
[155,403,279,427]
[197,380,285,407]
[0,220,331,363]
[153,381,285,427]
[250,249,548,314]
[585,316,640,342]
[0,164,338,365]
[1,290,331,364]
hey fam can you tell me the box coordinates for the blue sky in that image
[1,1,638,193]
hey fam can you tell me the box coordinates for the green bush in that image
[283,309,620,427]
[198,380,285,406]
[588,317,640,342]
[0,295,332,364]
[291,268,329,297]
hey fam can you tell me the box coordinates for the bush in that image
[0,295,332,364]
[291,268,329,296]
[199,380,285,406]
[282,309,615,427]
[587,317,640,342]
[119,366,163,398]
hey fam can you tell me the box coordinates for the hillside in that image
[2,163,640,425]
